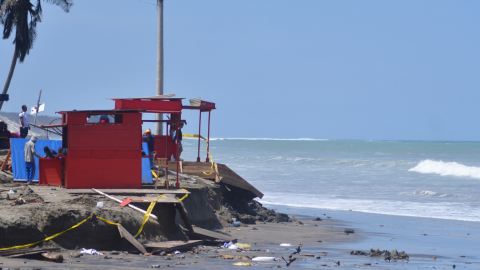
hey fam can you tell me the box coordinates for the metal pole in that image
[197,111,201,162]
[206,111,211,162]
[155,0,164,136]
[175,122,180,188]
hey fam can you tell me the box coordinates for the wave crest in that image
[409,160,480,179]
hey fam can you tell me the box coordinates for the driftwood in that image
[41,252,63,263]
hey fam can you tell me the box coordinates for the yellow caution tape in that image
[134,194,164,237]
[182,134,207,141]
[0,216,93,250]
[0,213,152,251]
[182,134,214,175]
[177,188,189,202]
[96,216,120,226]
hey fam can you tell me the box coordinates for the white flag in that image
[30,103,45,115]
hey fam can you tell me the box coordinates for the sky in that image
[0,0,479,141]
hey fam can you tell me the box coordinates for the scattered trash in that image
[237,243,252,248]
[80,248,104,256]
[174,250,181,254]
[96,202,104,208]
[41,253,63,263]
[279,243,292,247]
[344,228,354,234]
[237,229,241,231]
[252,256,279,262]
[233,262,255,266]
[231,221,241,227]
[7,189,15,194]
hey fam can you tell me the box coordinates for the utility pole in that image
[155,0,164,135]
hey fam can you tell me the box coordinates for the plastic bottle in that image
[231,221,241,227]
[96,202,104,208]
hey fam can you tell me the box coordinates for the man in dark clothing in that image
[171,123,184,161]
[142,129,155,165]
[43,146,57,158]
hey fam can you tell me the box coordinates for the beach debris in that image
[80,248,104,256]
[252,256,279,262]
[350,250,367,255]
[41,252,63,263]
[275,265,281,268]
[222,254,234,259]
[365,249,409,260]
[237,243,252,248]
[293,245,302,255]
[279,243,292,247]
[313,217,322,221]
[110,251,120,255]
[433,256,437,260]
[11,197,26,206]
[232,221,242,227]
[69,252,82,258]
[344,228,355,234]
[315,256,321,259]
[233,262,254,266]
[96,201,104,208]
[300,253,315,257]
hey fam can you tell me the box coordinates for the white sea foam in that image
[409,160,480,179]
[258,193,480,222]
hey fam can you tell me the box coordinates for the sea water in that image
[183,139,480,222]
[181,139,480,268]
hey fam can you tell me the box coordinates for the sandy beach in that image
[2,207,477,269]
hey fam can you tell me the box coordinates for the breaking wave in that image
[413,190,454,197]
[409,160,480,179]
[222,156,416,167]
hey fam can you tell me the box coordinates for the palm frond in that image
[2,5,14,39]
[0,0,16,17]
[42,0,73,12]
[30,0,42,24]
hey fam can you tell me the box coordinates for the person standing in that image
[19,105,29,138]
[142,129,155,165]
[24,136,41,185]
[171,123,184,161]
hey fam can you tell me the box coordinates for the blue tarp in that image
[11,138,62,181]
[11,139,153,183]
[142,142,153,184]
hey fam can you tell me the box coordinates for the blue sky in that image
[1,0,479,140]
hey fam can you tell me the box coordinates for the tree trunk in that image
[0,48,19,111]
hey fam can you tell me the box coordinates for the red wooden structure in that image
[37,95,215,189]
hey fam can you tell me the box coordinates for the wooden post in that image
[1,147,11,171]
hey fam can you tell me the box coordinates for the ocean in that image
[182,138,480,222]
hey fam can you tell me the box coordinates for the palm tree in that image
[0,0,73,110]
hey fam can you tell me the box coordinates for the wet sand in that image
[1,209,477,269]
[0,217,359,269]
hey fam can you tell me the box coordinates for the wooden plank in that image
[145,240,202,253]
[1,147,11,171]
[175,202,194,232]
[118,225,147,254]
[214,163,220,183]
[4,248,60,258]
[181,171,216,180]
[188,227,236,242]
[180,161,210,166]
[115,196,179,204]
[67,189,189,195]
[181,165,212,170]
[216,164,264,199]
